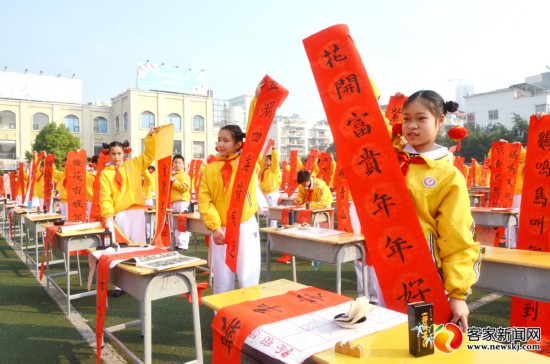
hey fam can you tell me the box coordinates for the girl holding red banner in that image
[198,124,261,294]
[170,154,191,250]
[398,90,481,331]
[100,128,157,243]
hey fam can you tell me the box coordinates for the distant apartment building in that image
[464,71,550,129]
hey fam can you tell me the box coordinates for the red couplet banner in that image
[285,150,299,196]
[303,24,451,322]
[488,141,521,208]
[9,171,16,200]
[153,155,172,247]
[224,75,288,272]
[332,166,352,233]
[510,115,550,356]
[43,155,55,212]
[385,95,407,126]
[66,150,87,221]
[317,152,333,185]
[18,162,25,200]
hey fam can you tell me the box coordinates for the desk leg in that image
[266,235,271,281]
[65,241,71,315]
[34,228,39,277]
[292,257,297,282]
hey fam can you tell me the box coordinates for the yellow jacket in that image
[99,136,155,218]
[33,172,45,199]
[52,169,67,202]
[198,153,258,232]
[402,145,481,300]
[86,171,95,201]
[259,148,281,194]
[143,168,155,199]
[514,148,526,195]
[296,177,333,208]
[170,170,191,203]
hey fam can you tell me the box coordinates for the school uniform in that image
[295,177,333,208]
[170,169,191,249]
[99,135,155,242]
[33,172,45,208]
[86,171,96,220]
[259,148,282,224]
[198,152,261,294]
[143,168,155,207]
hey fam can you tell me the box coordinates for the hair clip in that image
[124,147,132,154]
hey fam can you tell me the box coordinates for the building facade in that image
[464,71,550,129]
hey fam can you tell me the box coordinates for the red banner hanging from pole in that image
[224,75,288,272]
[303,24,451,322]
[510,115,550,356]
[66,150,87,222]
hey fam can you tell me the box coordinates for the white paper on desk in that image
[87,246,154,290]
[58,222,102,233]
[282,227,345,238]
[244,303,407,363]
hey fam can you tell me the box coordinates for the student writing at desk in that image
[293,170,333,208]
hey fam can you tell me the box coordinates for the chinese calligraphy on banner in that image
[66,150,87,222]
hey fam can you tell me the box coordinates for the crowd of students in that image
[1,88,496,332]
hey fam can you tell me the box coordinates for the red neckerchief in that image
[396,151,426,176]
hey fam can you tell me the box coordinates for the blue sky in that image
[2,0,548,121]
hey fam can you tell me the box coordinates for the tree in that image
[27,123,81,168]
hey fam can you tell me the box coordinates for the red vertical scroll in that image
[488,141,521,208]
[453,156,466,180]
[18,162,25,200]
[9,171,16,200]
[153,155,172,247]
[285,150,299,196]
[385,95,407,126]
[43,155,55,212]
[510,115,550,356]
[66,150,87,222]
[302,148,321,174]
[332,165,352,232]
[303,24,451,322]
[224,75,288,272]
[317,152,333,185]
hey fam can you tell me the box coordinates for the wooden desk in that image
[471,207,519,248]
[105,259,206,364]
[268,206,334,229]
[474,246,550,302]
[261,227,367,296]
[309,322,550,363]
[10,206,29,248]
[45,225,104,314]
[202,278,307,311]
[22,212,64,276]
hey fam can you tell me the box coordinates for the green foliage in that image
[437,114,529,161]
[28,123,81,168]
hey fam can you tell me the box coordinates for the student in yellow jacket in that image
[198,124,260,294]
[259,145,281,212]
[170,154,191,250]
[396,90,480,332]
[100,128,157,243]
[293,170,333,208]
[33,162,45,208]
[143,165,155,207]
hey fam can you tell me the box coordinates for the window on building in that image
[535,104,549,114]
[192,115,205,132]
[115,116,120,133]
[466,112,475,123]
[32,112,49,131]
[64,114,80,133]
[193,141,205,159]
[488,110,498,121]
[174,140,182,154]
[168,113,182,131]
[141,111,155,129]
[0,140,16,159]
[93,116,108,133]
[93,142,104,156]
[0,110,16,130]
[124,112,129,131]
